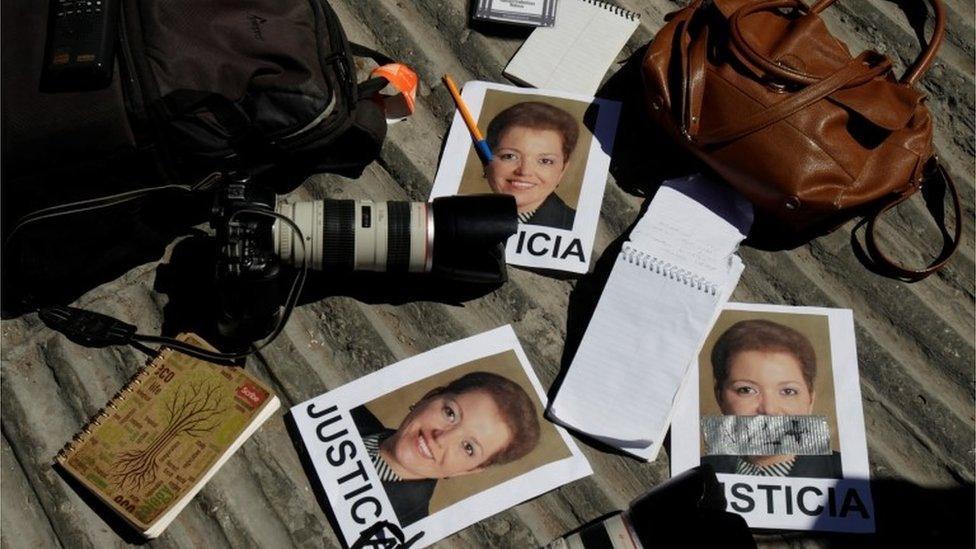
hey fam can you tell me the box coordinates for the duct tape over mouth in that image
[701,415,832,456]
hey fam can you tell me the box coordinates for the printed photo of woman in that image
[483,102,579,229]
[702,319,843,479]
[294,327,589,547]
[350,371,541,526]
[434,82,620,273]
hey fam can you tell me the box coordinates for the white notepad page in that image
[549,174,753,460]
[619,256,743,462]
[504,0,640,95]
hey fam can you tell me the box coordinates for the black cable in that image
[26,174,307,364]
[4,184,196,247]
[130,208,308,362]
[4,172,219,248]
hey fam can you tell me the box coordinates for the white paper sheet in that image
[430,81,621,274]
[291,326,592,548]
[670,304,875,533]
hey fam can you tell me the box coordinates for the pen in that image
[442,74,493,164]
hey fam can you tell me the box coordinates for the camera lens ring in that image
[386,202,411,272]
[323,199,355,270]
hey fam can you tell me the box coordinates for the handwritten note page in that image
[629,175,752,283]
[503,0,640,95]
[549,175,752,460]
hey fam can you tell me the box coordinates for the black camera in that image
[212,172,518,342]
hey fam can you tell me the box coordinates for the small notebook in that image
[548,175,753,461]
[473,0,558,27]
[55,334,279,538]
[504,0,640,95]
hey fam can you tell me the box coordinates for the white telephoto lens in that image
[273,199,433,273]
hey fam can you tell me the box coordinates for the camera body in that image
[211,172,518,343]
[212,173,282,342]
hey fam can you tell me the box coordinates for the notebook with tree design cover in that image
[55,333,279,538]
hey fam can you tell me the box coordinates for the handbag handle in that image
[692,51,891,145]
[695,0,945,145]
[733,0,946,87]
[809,0,945,86]
[866,161,962,281]
[728,0,885,87]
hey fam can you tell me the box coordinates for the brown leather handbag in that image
[642,0,961,280]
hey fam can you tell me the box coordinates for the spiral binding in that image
[619,246,719,296]
[580,0,640,21]
[55,347,176,464]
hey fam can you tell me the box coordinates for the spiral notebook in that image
[504,0,640,95]
[549,175,753,461]
[55,334,279,538]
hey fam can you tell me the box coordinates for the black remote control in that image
[40,0,119,92]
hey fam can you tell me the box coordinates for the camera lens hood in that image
[430,194,517,284]
[431,194,517,250]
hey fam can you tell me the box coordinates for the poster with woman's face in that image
[430,81,621,274]
[670,303,875,533]
[290,326,591,548]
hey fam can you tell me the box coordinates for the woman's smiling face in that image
[717,350,815,416]
[384,389,513,480]
[486,126,568,214]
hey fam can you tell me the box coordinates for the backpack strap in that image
[358,77,391,98]
[865,160,962,281]
[157,90,274,161]
[348,41,394,66]
[347,42,399,99]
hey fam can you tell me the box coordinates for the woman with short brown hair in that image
[703,319,842,479]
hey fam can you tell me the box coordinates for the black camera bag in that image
[2,0,395,314]
[4,0,391,195]
[119,0,391,189]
